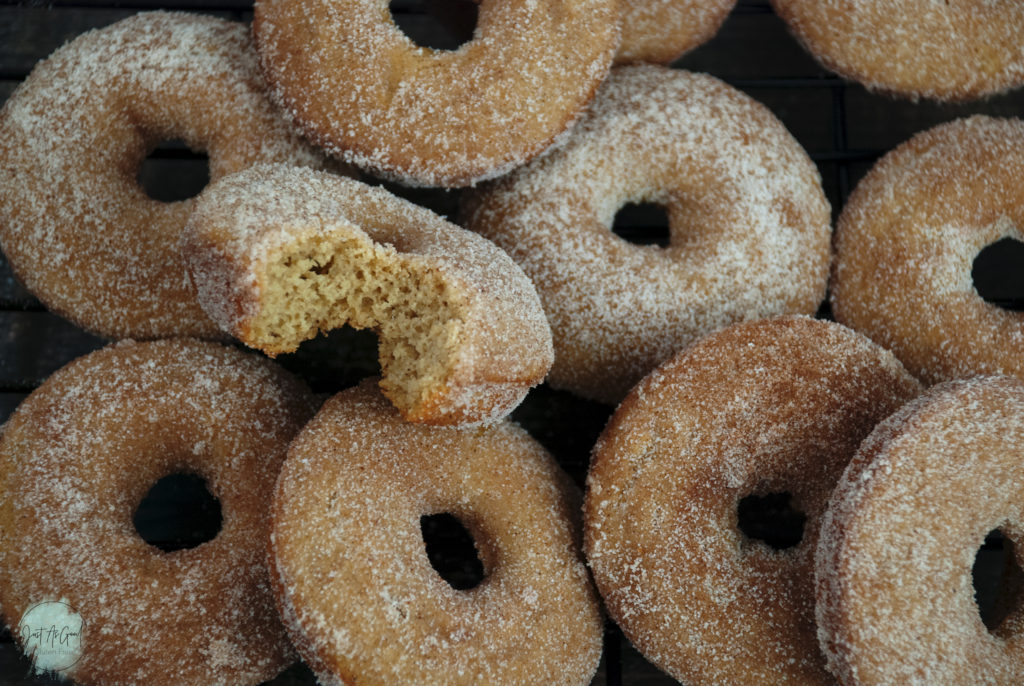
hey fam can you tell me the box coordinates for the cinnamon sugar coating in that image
[584,316,921,684]
[816,376,1024,684]
[252,0,619,187]
[0,339,317,685]
[270,380,603,685]
[0,12,333,340]
[831,116,1024,386]
[462,66,831,404]
[771,0,1024,101]
[616,0,736,65]
[182,164,553,426]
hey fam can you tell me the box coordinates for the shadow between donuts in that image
[611,201,671,248]
[973,528,1024,632]
[420,512,486,590]
[736,490,806,551]
[137,138,210,203]
[132,472,222,553]
[389,0,478,52]
[972,237,1024,312]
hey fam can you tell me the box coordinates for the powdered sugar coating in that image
[182,163,553,426]
[815,376,1024,684]
[252,0,619,187]
[0,12,332,340]
[271,380,603,685]
[771,0,1024,101]
[584,316,921,684]
[831,116,1024,386]
[616,0,736,65]
[462,66,831,404]
[0,339,317,685]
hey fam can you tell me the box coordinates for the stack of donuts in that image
[1,1,1023,684]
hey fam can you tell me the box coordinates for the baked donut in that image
[770,0,1024,101]
[461,66,831,404]
[181,163,553,426]
[583,316,921,684]
[831,116,1024,386]
[0,338,316,684]
[0,12,332,340]
[252,0,619,187]
[616,0,736,65]
[270,379,603,685]
[816,375,1024,684]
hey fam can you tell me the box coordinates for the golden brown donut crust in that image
[584,316,921,684]
[616,0,736,65]
[0,12,330,340]
[831,116,1024,386]
[182,164,553,426]
[771,0,1024,101]
[462,66,831,404]
[252,0,619,187]
[0,339,316,685]
[270,380,603,685]
[816,376,1024,685]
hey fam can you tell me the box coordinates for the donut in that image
[831,116,1024,386]
[815,375,1024,684]
[270,379,603,685]
[770,0,1024,101]
[616,0,736,65]
[0,338,316,684]
[461,66,831,404]
[181,163,553,426]
[0,12,333,340]
[583,316,922,684]
[252,0,620,187]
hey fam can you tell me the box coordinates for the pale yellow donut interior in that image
[252,230,461,412]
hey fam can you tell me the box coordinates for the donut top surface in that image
[771,0,1024,101]
[462,66,831,403]
[0,12,328,339]
[816,375,1024,684]
[0,338,316,684]
[271,380,602,685]
[584,316,921,683]
[831,115,1024,385]
[253,0,620,186]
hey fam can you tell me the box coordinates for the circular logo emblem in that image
[18,599,84,674]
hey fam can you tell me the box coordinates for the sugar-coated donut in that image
[252,0,619,187]
[771,0,1024,101]
[0,12,331,340]
[0,339,316,685]
[616,0,736,65]
[584,316,921,684]
[182,163,552,426]
[831,116,1024,386]
[461,66,831,404]
[816,375,1024,685]
[271,379,603,685]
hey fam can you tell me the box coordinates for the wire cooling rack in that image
[2,1,1023,684]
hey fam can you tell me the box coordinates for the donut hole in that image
[972,237,1024,311]
[736,492,806,551]
[972,528,1024,632]
[133,472,222,552]
[137,139,210,203]
[611,202,670,248]
[390,0,478,51]
[420,513,485,590]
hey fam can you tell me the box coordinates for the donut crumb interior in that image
[250,231,459,411]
